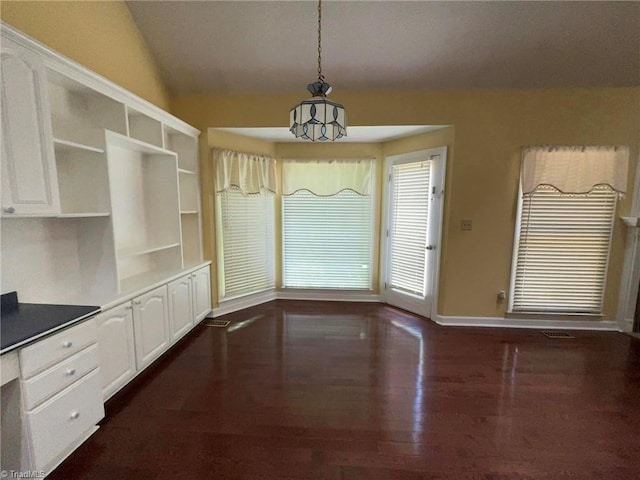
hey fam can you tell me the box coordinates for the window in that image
[511,147,628,315]
[282,159,374,289]
[216,189,275,299]
[388,160,431,296]
[213,148,277,301]
[510,187,617,314]
[509,145,629,315]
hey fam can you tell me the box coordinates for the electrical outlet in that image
[497,290,506,302]
[461,219,472,231]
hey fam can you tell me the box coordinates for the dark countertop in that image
[1,292,100,354]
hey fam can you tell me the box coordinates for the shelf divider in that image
[53,138,105,154]
[117,242,181,258]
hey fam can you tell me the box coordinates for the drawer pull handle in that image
[70,411,80,420]
[66,368,76,376]
[3,206,16,214]
[62,341,73,348]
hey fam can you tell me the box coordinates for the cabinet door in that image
[1,37,59,216]
[95,305,136,400]
[168,275,193,343]
[132,286,170,370]
[192,266,212,322]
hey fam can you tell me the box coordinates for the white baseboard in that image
[210,290,277,317]
[276,289,382,303]
[211,289,382,318]
[619,317,635,333]
[434,314,620,331]
[211,292,620,331]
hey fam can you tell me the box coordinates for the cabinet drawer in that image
[20,319,97,379]
[26,368,104,471]
[22,344,99,411]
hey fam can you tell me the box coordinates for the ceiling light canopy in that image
[289,0,347,141]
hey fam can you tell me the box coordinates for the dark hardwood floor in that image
[50,300,640,479]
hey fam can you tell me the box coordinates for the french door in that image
[382,147,446,318]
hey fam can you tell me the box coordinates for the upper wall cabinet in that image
[1,37,60,216]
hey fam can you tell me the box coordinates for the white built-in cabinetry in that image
[193,265,213,320]
[0,22,212,477]
[1,36,60,216]
[106,132,183,294]
[97,265,210,400]
[94,306,136,400]
[168,275,194,343]
[131,285,171,370]
[17,319,104,473]
[0,22,207,307]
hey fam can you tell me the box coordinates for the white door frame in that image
[379,146,447,320]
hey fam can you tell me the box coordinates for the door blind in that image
[217,189,275,299]
[283,190,372,289]
[388,161,431,296]
[511,186,617,314]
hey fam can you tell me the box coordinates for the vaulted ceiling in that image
[127,1,639,96]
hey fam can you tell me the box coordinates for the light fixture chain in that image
[317,0,323,82]
[290,0,346,141]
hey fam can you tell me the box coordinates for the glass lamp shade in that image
[289,96,347,141]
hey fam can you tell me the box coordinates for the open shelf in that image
[180,212,202,266]
[179,170,199,213]
[119,267,183,296]
[127,106,163,148]
[48,70,127,150]
[118,247,183,295]
[106,132,182,292]
[54,143,111,216]
[164,125,198,172]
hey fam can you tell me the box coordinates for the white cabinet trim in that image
[0,22,199,137]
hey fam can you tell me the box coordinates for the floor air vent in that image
[541,330,574,339]
[202,319,230,328]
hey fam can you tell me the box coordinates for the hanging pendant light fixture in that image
[289,0,347,141]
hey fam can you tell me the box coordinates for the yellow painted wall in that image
[3,3,635,321]
[175,87,640,321]
[1,0,170,109]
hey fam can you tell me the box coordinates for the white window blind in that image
[217,189,275,300]
[511,186,617,314]
[283,190,373,289]
[389,161,431,296]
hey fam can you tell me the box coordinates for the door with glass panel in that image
[383,147,446,318]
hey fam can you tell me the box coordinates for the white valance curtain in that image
[214,148,277,195]
[282,159,374,197]
[522,145,629,196]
